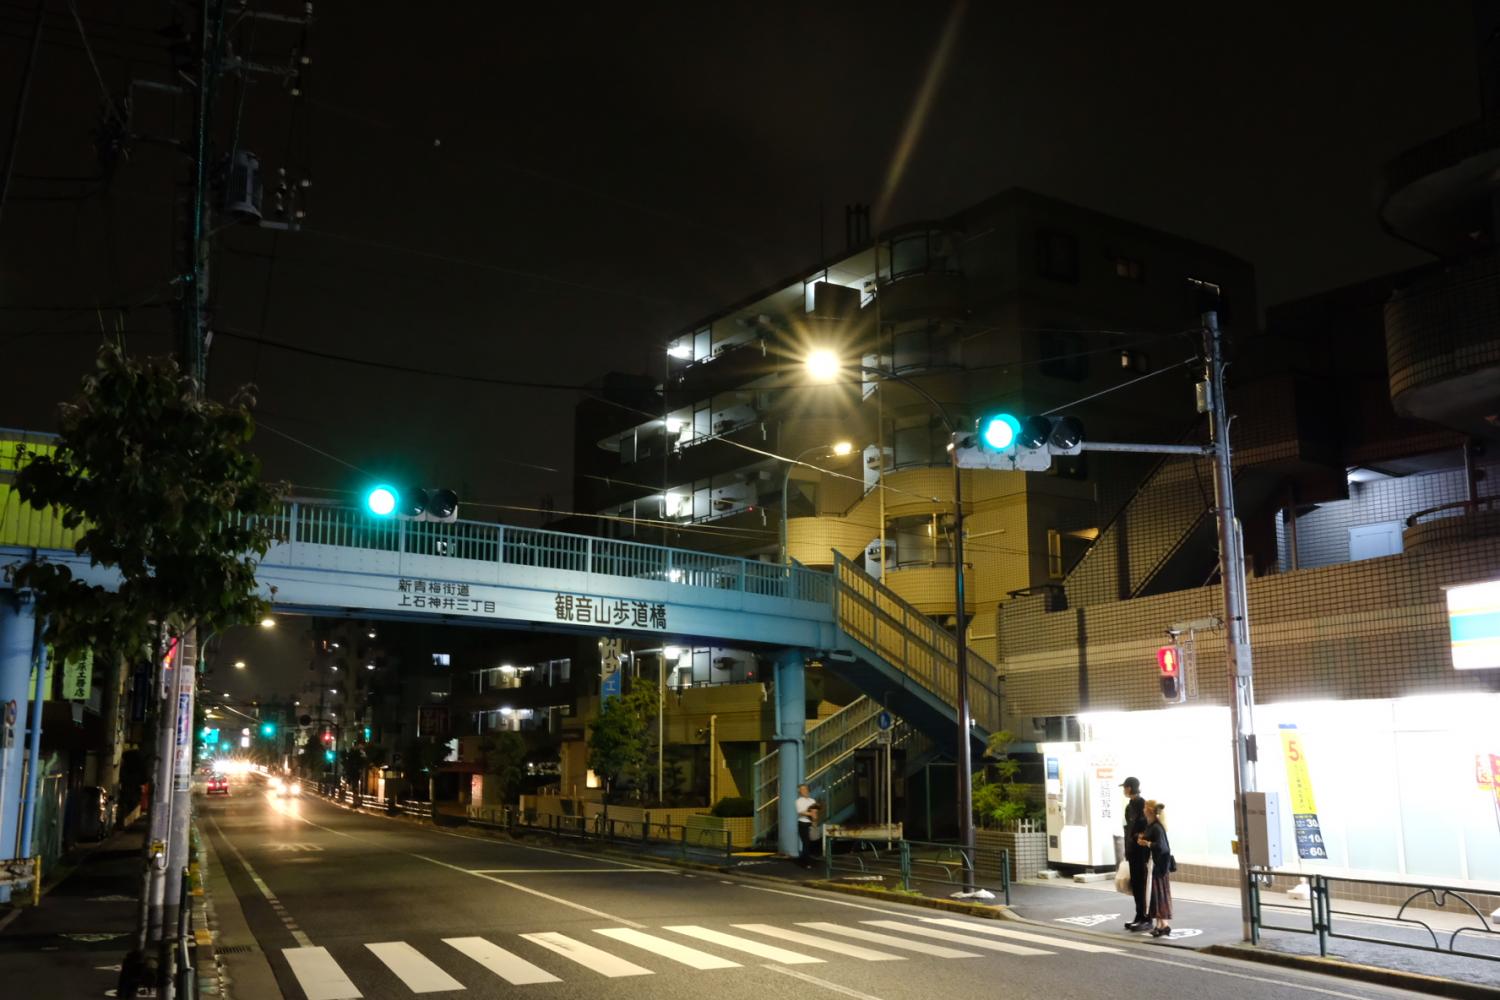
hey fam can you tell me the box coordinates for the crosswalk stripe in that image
[443,937,560,985]
[861,920,1051,956]
[594,928,741,969]
[520,931,653,977]
[796,922,981,958]
[664,925,825,964]
[731,924,905,962]
[365,942,466,993]
[283,946,363,1000]
[920,918,1124,954]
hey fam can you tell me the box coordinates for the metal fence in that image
[1250,870,1500,963]
[470,807,733,863]
[821,833,1010,905]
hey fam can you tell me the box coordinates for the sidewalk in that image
[0,822,220,999]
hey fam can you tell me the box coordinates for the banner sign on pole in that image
[1279,723,1327,860]
[599,637,623,701]
[62,649,93,701]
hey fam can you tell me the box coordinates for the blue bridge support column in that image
[772,648,807,858]
[0,591,38,870]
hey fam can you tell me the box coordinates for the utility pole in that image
[1200,300,1259,942]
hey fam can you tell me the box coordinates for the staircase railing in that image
[752,695,886,843]
[832,553,1003,734]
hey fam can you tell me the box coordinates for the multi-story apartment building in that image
[569,189,1261,836]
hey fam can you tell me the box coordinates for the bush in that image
[710,796,754,817]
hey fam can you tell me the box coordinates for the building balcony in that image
[785,514,877,568]
[882,562,974,617]
[878,270,965,323]
[1402,500,1500,552]
[666,337,775,404]
[1385,254,1500,439]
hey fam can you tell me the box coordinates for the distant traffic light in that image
[260,722,277,738]
[324,749,336,763]
[1157,645,1185,703]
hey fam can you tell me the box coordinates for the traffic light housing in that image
[363,484,460,522]
[1157,645,1185,703]
[966,413,1084,471]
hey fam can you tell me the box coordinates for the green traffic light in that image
[365,484,398,517]
[260,722,277,737]
[324,749,336,763]
[979,413,1021,451]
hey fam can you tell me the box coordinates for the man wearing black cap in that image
[1121,776,1149,931]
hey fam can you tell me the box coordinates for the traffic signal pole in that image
[955,296,1259,941]
[1201,307,1259,943]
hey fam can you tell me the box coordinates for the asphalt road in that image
[202,775,1430,1000]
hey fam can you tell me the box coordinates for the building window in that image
[1036,230,1079,283]
[890,513,954,568]
[1119,349,1149,373]
[1039,330,1088,381]
[1047,529,1064,580]
[891,418,945,469]
[891,322,961,373]
[1112,256,1145,282]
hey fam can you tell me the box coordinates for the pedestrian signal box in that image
[1157,645,1185,703]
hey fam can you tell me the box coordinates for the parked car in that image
[206,774,230,796]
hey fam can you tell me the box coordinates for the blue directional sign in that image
[877,710,893,731]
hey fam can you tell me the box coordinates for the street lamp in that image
[780,440,853,565]
[234,660,246,670]
[260,616,276,629]
[805,349,976,885]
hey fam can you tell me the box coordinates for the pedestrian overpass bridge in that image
[1,431,1002,854]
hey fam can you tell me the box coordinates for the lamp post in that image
[780,440,853,565]
[804,349,975,886]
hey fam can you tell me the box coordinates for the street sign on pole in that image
[877,710,892,731]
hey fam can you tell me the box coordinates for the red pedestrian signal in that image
[1157,645,1185,703]
[1157,646,1180,676]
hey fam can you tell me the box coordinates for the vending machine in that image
[1042,742,1121,869]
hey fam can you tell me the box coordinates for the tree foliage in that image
[478,731,526,803]
[973,729,1038,827]
[9,345,283,660]
[586,680,656,801]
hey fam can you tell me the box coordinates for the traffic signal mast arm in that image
[954,438,1213,470]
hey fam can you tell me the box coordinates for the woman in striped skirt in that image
[1136,799,1173,937]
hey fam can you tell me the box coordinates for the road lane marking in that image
[466,868,674,874]
[443,937,560,985]
[1121,952,1414,1000]
[919,917,1123,953]
[594,928,741,969]
[735,882,922,917]
[860,920,1051,956]
[283,946,362,1000]
[731,924,904,961]
[664,925,825,964]
[210,815,313,947]
[411,854,646,928]
[797,922,980,958]
[365,941,465,993]
[275,808,646,928]
[765,964,890,1000]
[520,931,652,977]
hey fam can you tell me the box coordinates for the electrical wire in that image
[1040,355,1199,416]
[64,0,118,108]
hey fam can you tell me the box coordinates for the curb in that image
[802,880,1016,919]
[1202,944,1500,1000]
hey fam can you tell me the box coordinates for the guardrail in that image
[1405,496,1500,527]
[1250,870,1500,962]
[303,780,433,819]
[820,833,1010,905]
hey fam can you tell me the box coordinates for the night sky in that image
[0,1,1479,527]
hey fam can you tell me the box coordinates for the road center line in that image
[764,964,890,1000]
[467,867,674,874]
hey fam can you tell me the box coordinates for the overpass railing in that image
[266,499,836,604]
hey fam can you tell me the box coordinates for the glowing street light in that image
[234,660,246,670]
[260,617,276,628]
[804,348,841,383]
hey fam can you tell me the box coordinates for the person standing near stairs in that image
[795,783,817,867]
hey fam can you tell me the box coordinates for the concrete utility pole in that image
[1200,304,1259,942]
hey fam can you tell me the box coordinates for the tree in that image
[8,345,282,961]
[587,680,656,825]
[477,731,525,804]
